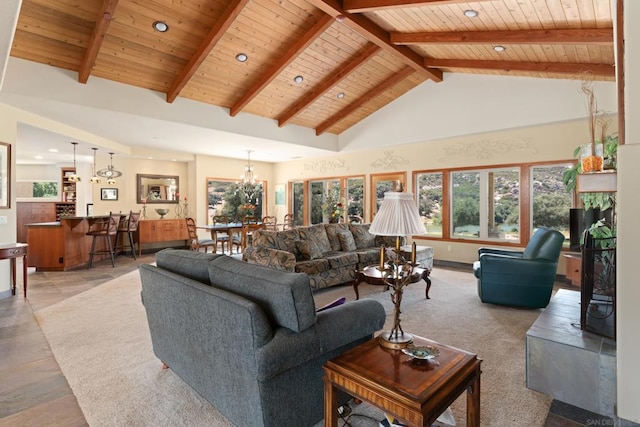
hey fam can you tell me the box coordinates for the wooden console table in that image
[0,243,28,297]
[137,219,189,256]
[324,335,481,426]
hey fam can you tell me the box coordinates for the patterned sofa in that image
[244,223,402,290]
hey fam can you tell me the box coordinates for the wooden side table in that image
[564,252,582,287]
[353,265,431,300]
[324,335,481,427]
[0,243,28,297]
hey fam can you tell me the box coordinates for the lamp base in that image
[379,331,413,350]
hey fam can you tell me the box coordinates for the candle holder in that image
[175,202,183,218]
[182,201,189,217]
[142,205,147,219]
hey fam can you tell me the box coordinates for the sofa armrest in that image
[244,246,296,272]
[478,247,524,258]
[255,299,385,381]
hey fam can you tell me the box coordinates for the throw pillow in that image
[295,239,323,260]
[338,231,357,251]
[350,224,375,249]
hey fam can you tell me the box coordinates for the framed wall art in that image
[101,188,118,201]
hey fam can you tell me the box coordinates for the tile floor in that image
[0,252,620,426]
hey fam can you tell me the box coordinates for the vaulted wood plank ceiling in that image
[10,0,614,136]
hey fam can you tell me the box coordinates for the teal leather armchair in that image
[473,227,565,308]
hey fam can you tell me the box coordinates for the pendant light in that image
[90,148,102,184]
[68,142,81,182]
[241,150,256,185]
[97,152,123,185]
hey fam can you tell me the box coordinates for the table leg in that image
[353,270,362,300]
[10,257,16,296]
[467,368,481,427]
[423,269,432,299]
[22,254,28,297]
[324,378,338,427]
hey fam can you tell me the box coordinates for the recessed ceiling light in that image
[293,75,304,83]
[235,53,248,62]
[35,155,43,159]
[337,92,345,99]
[493,45,506,52]
[463,10,479,18]
[152,21,169,32]
[48,148,58,153]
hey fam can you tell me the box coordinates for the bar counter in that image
[26,215,111,271]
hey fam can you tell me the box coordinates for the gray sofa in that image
[244,223,403,290]
[139,249,386,427]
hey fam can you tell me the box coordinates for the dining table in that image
[197,222,256,254]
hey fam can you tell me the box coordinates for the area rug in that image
[34,266,551,426]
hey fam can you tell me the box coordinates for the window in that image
[346,177,364,222]
[310,179,340,224]
[531,164,573,243]
[370,172,406,220]
[206,178,265,224]
[291,181,304,226]
[416,172,443,238]
[451,168,519,241]
[415,161,573,245]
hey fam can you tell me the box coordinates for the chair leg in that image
[88,235,98,269]
[106,235,116,267]
[128,232,137,259]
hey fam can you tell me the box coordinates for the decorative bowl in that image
[155,208,170,219]
[402,345,440,360]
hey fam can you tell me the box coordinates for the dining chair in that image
[115,210,141,259]
[282,213,294,230]
[86,212,122,268]
[185,217,216,253]
[211,215,231,254]
[232,216,259,253]
[262,216,277,231]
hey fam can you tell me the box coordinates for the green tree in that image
[533,193,571,229]
[32,182,58,197]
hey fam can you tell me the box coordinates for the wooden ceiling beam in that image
[78,0,119,84]
[391,28,613,45]
[167,0,250,103]
[307,0,442,82]
[316,66,415,135]
[424,58,615,78]
[229,14,333,117]
[277,44,381,127]
[344,0,490,13]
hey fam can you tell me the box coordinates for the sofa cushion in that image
[208,256,316,332]
[245,246,296,272]
[375,235,405,248]
[295,258,330,276]
[355,248,380,266]
[350,223,375,249]
[323,251,359,269]
[324,223,350,251]
[296,239,323,261]
[155,249,222,285]
[338,231,357,251]
[297,224,332,254]
[252,229,300,256]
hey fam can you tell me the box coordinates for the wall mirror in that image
[137,174,179,204]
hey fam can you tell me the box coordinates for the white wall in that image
[616,0,640,422]
[0,104,17,296]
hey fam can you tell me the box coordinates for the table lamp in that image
[369,191,426,349]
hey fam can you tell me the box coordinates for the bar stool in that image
[115,210,141,259]
[86,212,122,268]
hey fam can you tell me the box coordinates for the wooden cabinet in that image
[17,202,57,243]
[564,252,582,287]
[137,219,188,256]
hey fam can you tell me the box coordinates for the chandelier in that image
[90,148,101,184]
[68,142,81,182]
[96,152,122,186]
[239,150,258,200]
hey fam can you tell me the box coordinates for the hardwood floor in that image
[0,253,613,426]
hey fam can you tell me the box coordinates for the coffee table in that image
[353,265,431,300]
[323,335,481,427]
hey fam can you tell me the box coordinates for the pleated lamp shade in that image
[369,192,426,236]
